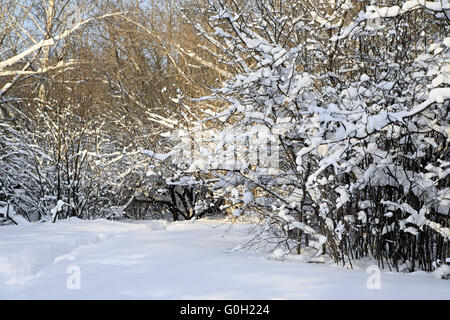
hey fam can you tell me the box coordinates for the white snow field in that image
[0,218,448,299]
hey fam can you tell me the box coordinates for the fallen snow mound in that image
[0,218,166,285]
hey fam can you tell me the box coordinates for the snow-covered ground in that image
[0,218,448,299]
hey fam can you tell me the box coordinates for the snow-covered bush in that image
[0,111,152,222]
[179,0,449,272]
